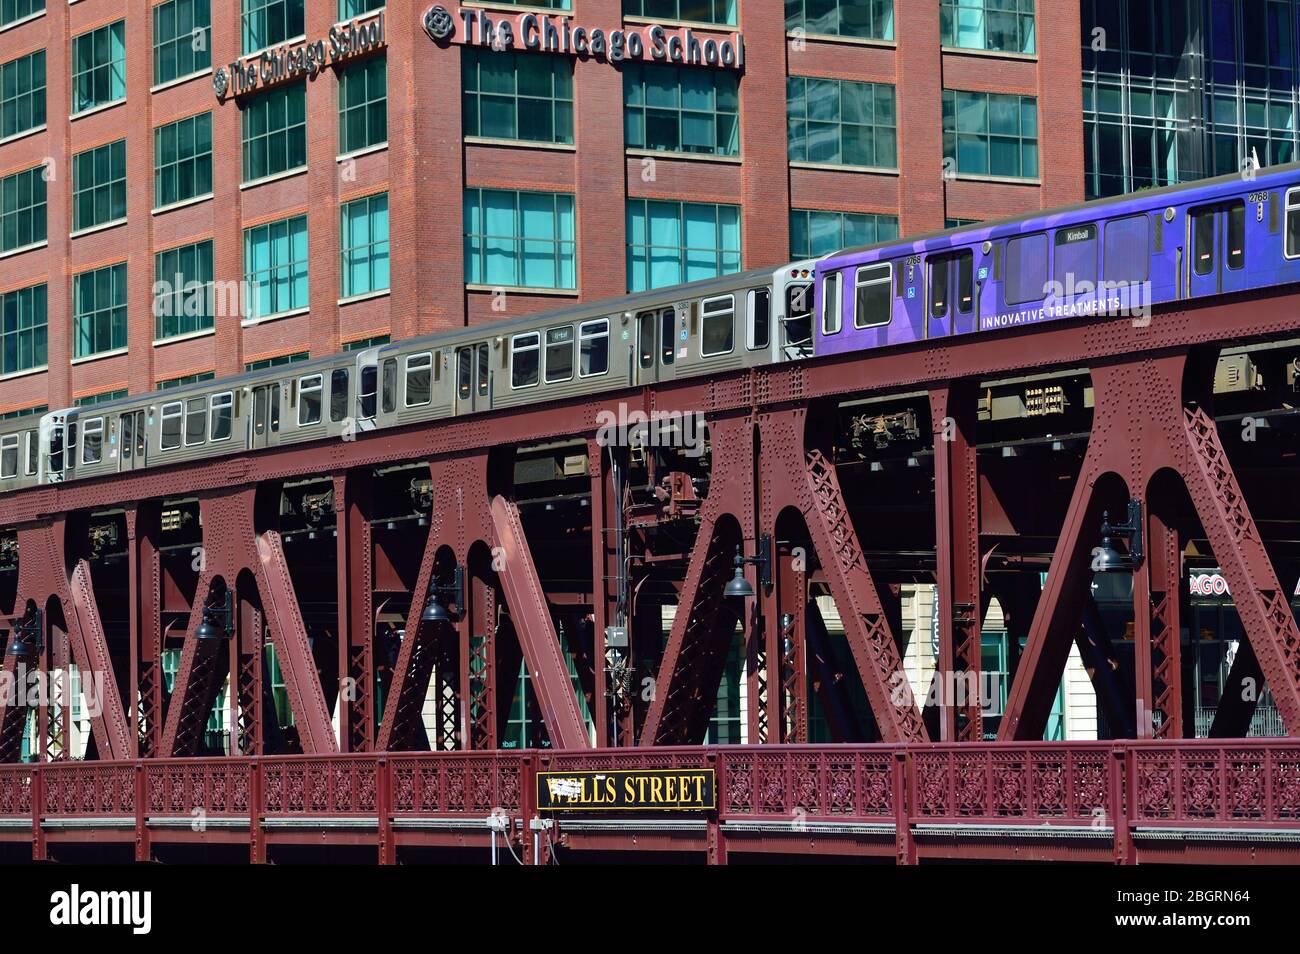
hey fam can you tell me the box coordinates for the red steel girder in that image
[1000,353,1300,740]
[160,489,335,756]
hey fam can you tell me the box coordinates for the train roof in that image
[830,160,1300,263]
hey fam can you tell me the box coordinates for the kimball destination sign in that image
[422,4,745,70]
[214,12,387,99]
[537,768,716,812]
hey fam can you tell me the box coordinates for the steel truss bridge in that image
[2,286,1300,864]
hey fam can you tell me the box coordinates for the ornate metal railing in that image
[2,741,1299,859]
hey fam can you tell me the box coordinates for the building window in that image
[624,63,739,156]
[785,0,893,39]
[1,1,44,29]
[787,77,897,168]
[246,351,307,371]
[339,0,385,17]
[73,263,127,359]
[242,0,304,55]
[0,50,45,141]
[790,209,899,258]
[623,0,736,26]
[946,217,980,228]
[72,140,126,233]
[941,0,1036,54]
[341,193,390,298]
[155,240,215,339]
[155,112,213,209]
[75,389,127,407]
[158,371,214,389]
[244,214,309,320]
[72,21,126,115]
[0,166,46,253]
[241,80,306,183]
[626,199,740,292]
[462,48,573,145]
[0,404,45,420]
[154,0,212,86]
[463,188,576,289]
[942,89,1039,178]
[339,56,387,154]
[0,283,46,376]
[344,334,389,350]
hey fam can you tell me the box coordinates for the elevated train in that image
[3,161,1298,493]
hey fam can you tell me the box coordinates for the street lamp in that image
[5,608,42,660]
[1095,499,1144,573]
[195,592,233,642]
[422,566,465,624]
[723,535,773,600]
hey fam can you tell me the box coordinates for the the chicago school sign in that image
[214,11,387,99]
[423,4,746,70]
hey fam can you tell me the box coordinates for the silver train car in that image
[0,260,818,491]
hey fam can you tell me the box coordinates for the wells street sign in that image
[537,768,716,811]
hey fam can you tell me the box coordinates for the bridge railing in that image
[1,740,1298,837]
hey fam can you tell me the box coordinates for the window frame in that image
[184,397,206,446]
[821,271,843,335]
[404,352,432,407]
[160,401,184,451]
[699,294,736,358]
[209,391,233,442]
[854,262,894,329]
[1,433,19,479]
[510,332,541,389]
[543,325,574,384]
[297,373,324,426]
[1004,232,1049,306]
[578,318,609,378]
[746,287,771,350]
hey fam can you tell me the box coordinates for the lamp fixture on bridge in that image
[5,608,43,660]
[422,566,465,624]
[723,535,773,600]
[195,591,233,642]
[1095,499,1144,573]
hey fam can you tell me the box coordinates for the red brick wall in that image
[0,0,1085,416]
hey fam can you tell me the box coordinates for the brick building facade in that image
[0,0,1086,416]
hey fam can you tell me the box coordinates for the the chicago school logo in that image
[212,66,229,98]
[424,5,454,41]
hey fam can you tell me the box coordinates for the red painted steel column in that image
[1148,512,1184,739]
[587,439,613,747]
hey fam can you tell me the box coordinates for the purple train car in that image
[813,162,1300,357]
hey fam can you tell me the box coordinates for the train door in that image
[634,306,681,385]
[926,249,975,337]
[454,343,490,414]
[782,280,814,358]
[1188,200,1247,298]
[118,409,146,471]
[249,383,281,449]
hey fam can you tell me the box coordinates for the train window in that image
[185,399,206,446]
[545,326,574,383]
[1227,201,1244,270]
[210,392,233,441]
[1053,224,1097,293]
[25,431,37,476]
[786,283,812,345]
[330,368,349,423]
[299,374,324,426]
[121,414,133,459]
[48,425,63,474]
[659,310,676,366]
[358,366,377,419]
[821,272,842,335]
[405,353,432,406]
[80,418,103,465]
[0,435,17,478]
[1103,215,1149,283]
[747,288,771,350]
[457,348,472,400]
[1005,233,1049,305]
[700,295,735,357]
[382,358,397,413]
[271,384,280,432]
[1192,207,1215,276]
[477,343,490,395]
[511,333,540,388]
[855,263,892,328]
[579,319,608,377]
[161,402,183,450]
[1286,189,1300,258]
[929,257,950,319]
[638,312,655,369]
